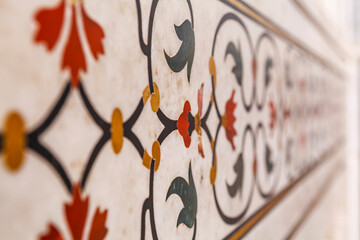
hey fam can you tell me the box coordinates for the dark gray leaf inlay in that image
[164,19,195,82]
[227,153,244,199]
[225,41,243,86]
[166,162,197,228]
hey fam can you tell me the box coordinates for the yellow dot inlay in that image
[150,82,160,112]
[142,86,150,105]
[152,140,161,171]
[4,112,26,171]
[71,0,82,5]
[142,150,151,169]
[111,108,123,154]
[210,153,217,185]
[194,113,201,135]
[209,56,217,88]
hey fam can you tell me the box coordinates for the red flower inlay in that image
[40,224,63,240]
[300,133,306,146]
[89,208,108,240]
[39,184,108,240]
[299,78,306,91]
[197,84,204,157]
[283,107,290,122]
[222,90,237,150]
[34,0,105,87]
[34,0,65,51]
[252,57,257,81]
[177,101,191,148]
[65,183,88,240]
[269,100,277,130]
[81,4,105,60]
[197,84,203,117]
[62,6,86,88]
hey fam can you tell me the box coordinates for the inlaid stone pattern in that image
[0,0,346,239]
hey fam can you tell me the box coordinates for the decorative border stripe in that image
[224,140,343,240]
[284,160,343,239]
[291,0,346,60]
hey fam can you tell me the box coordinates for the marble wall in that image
[0,0,348,239]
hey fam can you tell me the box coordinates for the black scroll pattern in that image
[0,1,345,240]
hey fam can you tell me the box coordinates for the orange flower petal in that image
[81,3,105,60]
[197,83,204,116]
[269,100,277,130]
[177,101,191,148]
[39,224,64,240]
[62,6,87,87]
[283,107,290,121]
[196,84,204,157]
[252,57,257,81]
[198,141,205,158]
[223,90,237,150]
[65,184,88,240]
[34,0,65,51]
[89,208,108,240]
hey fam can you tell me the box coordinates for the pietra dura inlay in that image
[0,0,346,239]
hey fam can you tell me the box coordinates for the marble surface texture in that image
[0,0,347,239]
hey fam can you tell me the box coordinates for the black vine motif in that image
[0,0,345,239]
[135,0,197,239]
[78,82,111,189]
[135,0,194,93]
[164,19,195,82]
[27,82,73,193]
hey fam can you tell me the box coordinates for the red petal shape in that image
[177,101,191,148]
[300,133,306,146]
[223,90,237,150]
[39,224,64,240]
[197,83,204,116]
[197,84,204,157]
[283,107,290,121]
[34,0,65,51]
[81,3,105,60]
[252,58,257,81]
[299,78,306,91]
[62,6,87,87]
[65,184,88,240]
[89,208,108,240]
[198,142,204,158]
[269,100,277,130]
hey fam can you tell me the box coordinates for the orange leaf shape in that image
[34,0,65,51]
[198,142,204,158]
[252,57,257,81]
[89,208,108,240]
[269,100,277,130]
[223,90,237,150]
[39,224,64,240]
[283,107,290,121]
[62,6,87,87]
[197,83,204,116]
[197,84,204,157]
[177,101,191,148]
[65,184,88,240]
[81,3,105,60]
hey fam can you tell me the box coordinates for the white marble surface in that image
[0,0,348,239]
